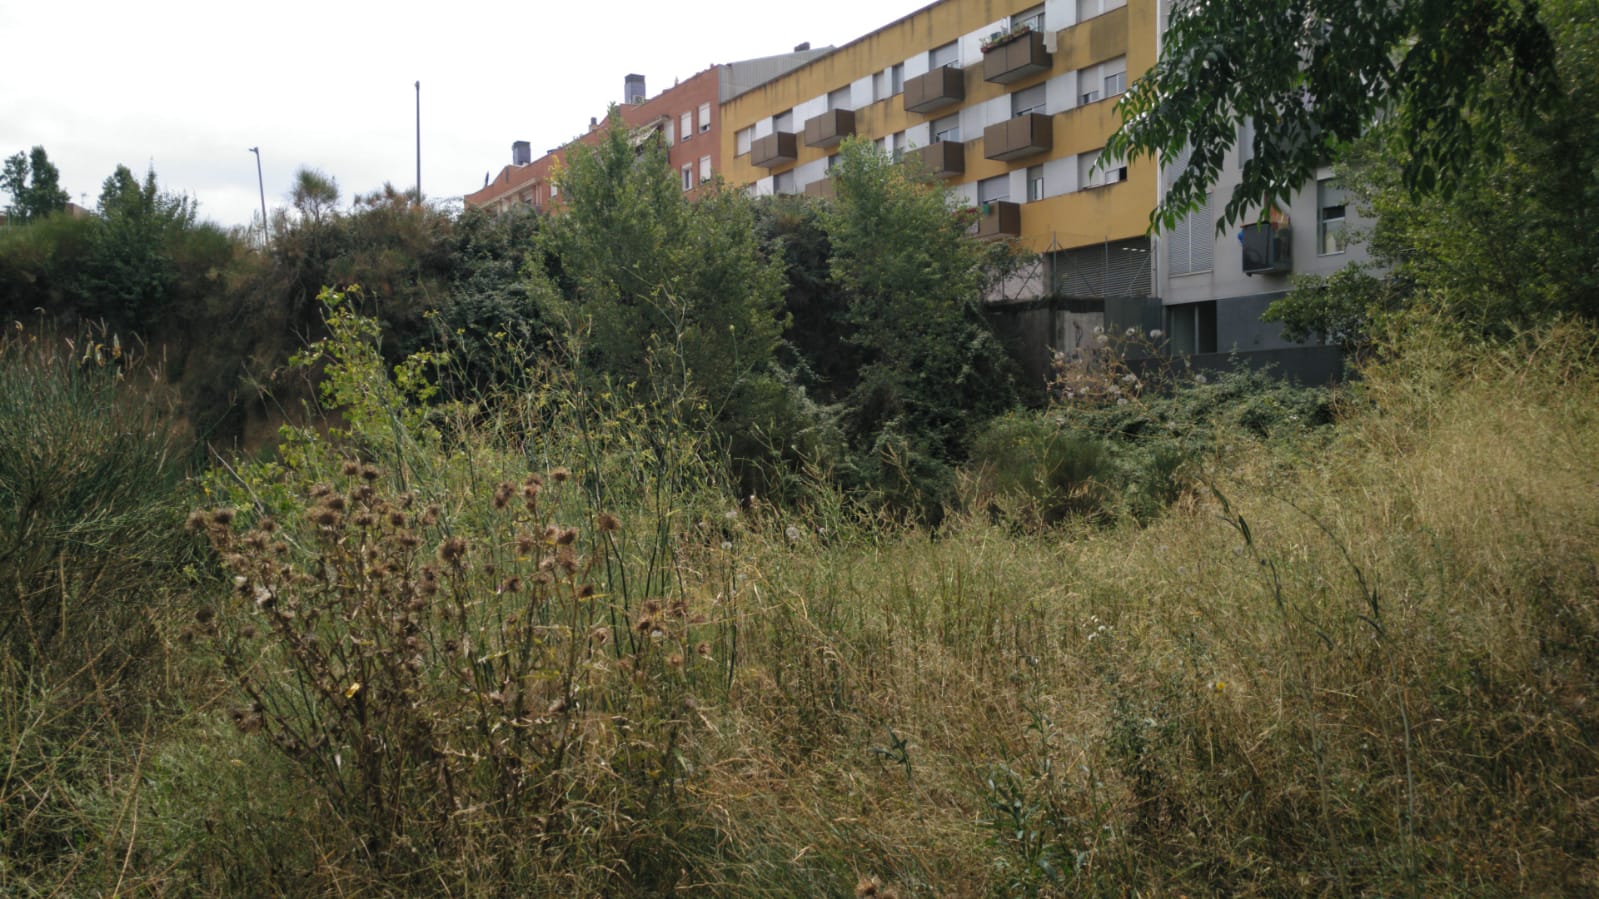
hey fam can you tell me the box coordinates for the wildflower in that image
[493,482,514,510]
[1210,679,1228,694]
[548,467,571,483]
[210,507,235,527]
[185,509,209,533]
[1092,325,1104,335]
[1125,326,1138,337]
[1194,373,1208,384]
[555,527,578,546]
[596,512,621,533]
[437,536,468,567]
[578,583,596,599]
[1148,329,1164,339]
[342,459,361,477]
[695,641,713,659]
[785,525,802,543]
[1096,334,1110,346]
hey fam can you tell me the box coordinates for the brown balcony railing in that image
[983,113,1053,162]
[902,66,965,114]
[803,109,856,148]
[802,177,836,199]
[982,29,1051,84]
[908,140,965,176]
[973,200,1021,239]
[750,131,798,168]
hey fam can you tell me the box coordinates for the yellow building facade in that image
[720,0,1159,297]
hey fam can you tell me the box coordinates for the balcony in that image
[982,29,1051,85]
[973,200,1021,239]
[803,109,856,148]
[983,113,1053,162]
[802,177,836,200]
[909,140,965,177]
[903,66,964,115]
[1240,222,1293,275]
[750,131,798,168]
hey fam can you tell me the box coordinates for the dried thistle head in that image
[342,459,361,477]
[185,509,210,533]
[210,507,236,527]
[555,527,578,546]
[493,481,514,510]
[548,467,571,483]
[596,512,621,533]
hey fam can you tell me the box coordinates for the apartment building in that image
[466,49,830,214]
[1151,125,1368,381]
[720,0,1159,304]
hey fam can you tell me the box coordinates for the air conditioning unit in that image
[1240,222,1292,275]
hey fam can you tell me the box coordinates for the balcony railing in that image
[983,113,1053,162]
[908,140,965,176]
[803,109,856,148]
[750,131,798,168]
[982,29,1051,84]
[802,177,836,199]
[973,200,1021,239]
[903,66,965,114]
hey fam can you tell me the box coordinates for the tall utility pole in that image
[414,80,421,201]
[248,146,269,245]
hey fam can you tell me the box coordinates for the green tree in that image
[1265,0,1599,340]
[817,138,1020,519]
[534,108,787,428]
[1106,0,1559,230]
[291,167,340,224]
[1,146,70,223]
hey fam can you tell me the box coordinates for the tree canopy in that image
[1106,0,1560,230]
[1,146,70,223]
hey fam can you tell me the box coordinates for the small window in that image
[1027,165,1045,202]
[890,63,905,96]
[681,165,694,191]
[1104,69,1126,97]
[1076,0,1126,21]
[930,42,959,70]
[774,170,797,195]
[774,109,795,133]
[736,126,752,157]
[828,87,851,111]
[699,155,712,182]
[978,174,1009,204]
[665,119,675,146]
[1318,178,1347,255]
[1013,4,1045,32]
[891,131,907,161]
[680,112,692,140]
[698,102,711,133]
[873,70,888,100]
[1012,84,1047,117]
[1078,148,1126,189]
[932,114,961,144]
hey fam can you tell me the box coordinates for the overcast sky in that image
[1,0,908,230]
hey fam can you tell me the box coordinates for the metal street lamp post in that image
[248,146,269,245]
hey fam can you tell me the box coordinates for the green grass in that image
[4,312,1597,895]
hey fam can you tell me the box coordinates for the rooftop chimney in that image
[624,73,646,104]
[511,140,531,166]
[794,42,810,52]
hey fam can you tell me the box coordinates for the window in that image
[1238,117,1254,170]
[681,165,694,191]
[891,130,907,161]
[1076,0,1126,21]
[1027,165,1045,202]
[698,102,711,133]
[1013,4,1045,32]
[773,170,797,195]
[774,109,795,133]
[978,175,1010,204]
[680,112,692,140]
[873,70,887,100]
[699,155,712,183]
[1166,192,1215,276]
[890,63,905,96]
[736,126,752,157]
[1318,178,1347,255]
[665,119,675,146]
[550,182,558,198]
[1166,301,1218,354]
[1012,84,1047,117]
[1078,148,1126,189]
[930,42,959,70]
[825,154,840,171]
[932,114,961,143]
[828,86,851,111]
[1078,56,1126,105]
